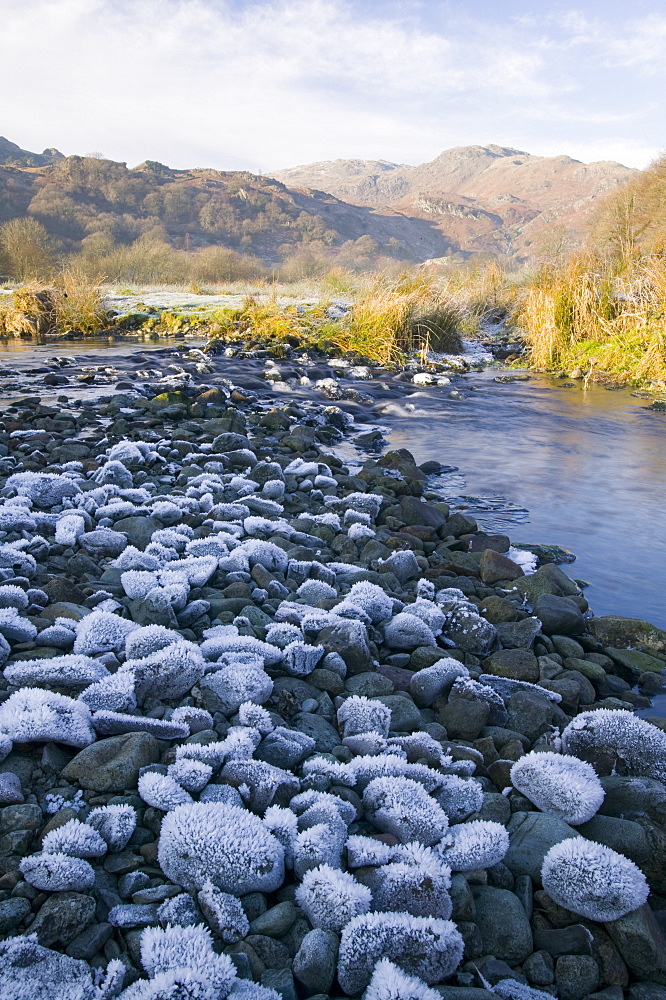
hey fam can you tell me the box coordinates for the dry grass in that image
[55,269,109,333]
[0,271,109,337]
[515,256,666,384]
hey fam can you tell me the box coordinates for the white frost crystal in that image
[169,758,213,793]
[87,804,137,851]
[510,751,605,825]
[294,820,346,878]
[158,802,285,893]
[125,625,182,659]
[138,772,194,811]
[383,613,436,650]
[338,695,392,738]
[123,640,206,702]
[541,836,649,921]
[20,852,95,892]
[438,820,509,871]
[197,882,250,942]
[78,671,137,713]
[73,610,136,655]
[364,958,442,1000]
[562,708,666,781]
[263,805,299,867]
[0,688,95,746]
[42,818,107,858]
[295,863,372,931]
[238,702,274,733]
[4,654,109,691]
[370,852,452,918]
[363,776,449,845]
[139,923,236,996]
[433,776,484,823]
[338,911,464,994]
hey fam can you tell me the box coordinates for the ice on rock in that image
[340,582,393,624]
[292,789,357,827]
[171,707,213,734]
[158,802,285,893]
[294,819,347,878]
[92,460,133,488]
[4,654,109,691]
[490,980,555,1000]
[138,771,194,811]
[296,579,337,603]
[364,776,449,846]
[337,912,464,994]
[433,775,484,823]
[263,623,302,649]
[158,893,202,928]
[108,440,148,465]
[6,471,81,507]
[121,570,160,600]
[0,607,38,643]
[364,958,442,1000]
[281,640,325,677]
[409,659,468,708]
[0,584,29,610]
[78,671,137,713]
[295,863,372,931]
[139,923,236,996]
[201,634,282,666]
[87,804,137,851]
[0,688,95,746]
[197,882,250,942]
[510,751,605,825]
[350,755,446,794]
[235,540,288,573]
[200,663,273,715]
[113,546,162,571]
[337,696,392,739]
[263,805,299,867]
[0,934,123,1000]
[437,819,509,871]
[383,613,436,651]
[346,834,393,868]
[301,755,353,785]
[406,600,446,636]
[562,708,666,781]
[237,702,274,733]
[55,512,88,546]
[42,818,108,858]
[125,624,181,660]
[168,758,213,793]
[121,640,206,702]
[541,835,649,921]
[369,847,452,918]
[73,610,136,656]
[37,621,77,649]
[20,852,95,892]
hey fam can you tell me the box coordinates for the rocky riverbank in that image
[0,339,665,1000]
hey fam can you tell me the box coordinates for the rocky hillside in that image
[0,136,64,168]
[272,144,639,259]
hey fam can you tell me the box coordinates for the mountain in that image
[271,144,639,258]
[0,136,64,168]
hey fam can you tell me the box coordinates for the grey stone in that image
[293,712,341,753]
[377,694,423,732]
[534,924,593,956]
[450,873,475,921]
[606,903,666,985]
[438,697,489,740]
[345,672,394,697]
[29,892,97,947]
[495,617,541,649]
[503,812,577,884]
[506,689,556,741]
[255,729,316,769]
[113,515,161,549]
[0,803,42,833]
[250,901,298,937]
[599,775,666,827]
[260,969,297,1000]
[534,594,584,635]
[79,528,128,557]
[484,648,539,682]
[523,950,555,986]
[317,620,371,674]
[577,815,650,867]
[65,921,113,960]
[293,928,339,993]
[108,903,161,927]
[61,732,161,792]
[0,896,30,933]
[471,885,533,963]
[245,934,291,969]
[555,954,599,1000]
[0,773,24,805]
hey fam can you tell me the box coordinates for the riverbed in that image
[1,337,664,629]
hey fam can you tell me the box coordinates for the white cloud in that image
[0,0,663,170]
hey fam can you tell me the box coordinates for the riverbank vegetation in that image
[1,153,664,385]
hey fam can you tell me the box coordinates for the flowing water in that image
[1,337,664,629]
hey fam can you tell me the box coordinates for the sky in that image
[2,0,665,173]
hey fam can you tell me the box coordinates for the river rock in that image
[483,648,539,682]
[61,732,161,792]
[503,812,577,884]
[534,593,585,634]
[293,929,339,993]
[29,892,96,947]
[589,617,666,655]
[472,885,533,963]
[479,548,524,584]
[606,903,666,985]
[555,954,600,1000]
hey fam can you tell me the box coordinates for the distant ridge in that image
[0,136,64,168]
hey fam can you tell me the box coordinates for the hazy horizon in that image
[3,0,665,173]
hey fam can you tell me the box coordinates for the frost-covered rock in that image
[4,655,109,691]
[437,819,509,871]
[87,804,137,851]
[0,607,38,643]
[238,702,274,734]
[282,641,325,677]
[78,671,137,713]
[369,850,452,918]
[364,958,441,1000]
[541,836,649,921]
[197,882,249,942]
[168,758,213,793]
[295,863,372,931]
[384,613,436,651]
[340,582,393,624]
[139,923,236,996]
[510,751,605,825]
[200,664,273,715]
[346,835,393,868]
[122,640,206,703]
[42,818,107,858]
[561,708,666,781]
[138,772,193,811]
[433,776,484,823]
[0,934,122,1000]
[407,600,446,637]
[337,695,392,739]
[0,688,95,746]
[294,820,346,878]
[158,893,201,929]
[20,852,95,892]
[363,777,449,845]
[263,805,299,867]
[6,471,81,507]
[337,912,464,994]
[264,623,302,649]
[297,579,337,603]
[171,706,213,734]
[73,610,136,656]
[0,584,28,610]
[158,802,285,893]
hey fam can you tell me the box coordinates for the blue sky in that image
[3,0,665,171]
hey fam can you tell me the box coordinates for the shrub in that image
[541,836,649,921]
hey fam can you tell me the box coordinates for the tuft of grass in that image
[55,269,110,333]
